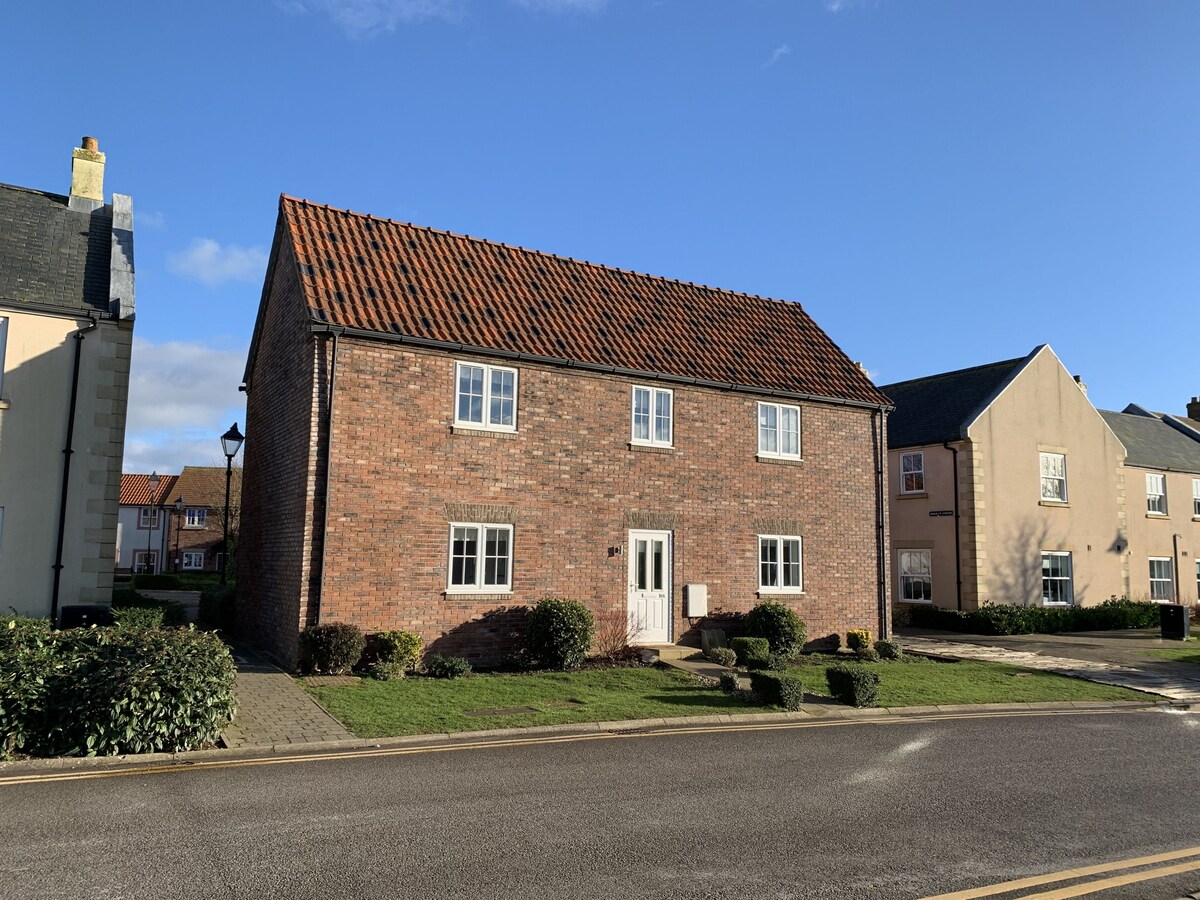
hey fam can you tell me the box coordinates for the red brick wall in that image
[308,338,888,666]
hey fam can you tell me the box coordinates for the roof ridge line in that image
[879,355,1027,389]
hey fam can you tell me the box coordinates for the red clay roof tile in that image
[120,474,178,507]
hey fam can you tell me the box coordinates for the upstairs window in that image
[900,452,925,494]
[758,402,801,460]
[1040,452,1067,502]
[138,507,161,529]
[1146,473,1167,515]
[1149,557,1174,601]
[758,535,803,593]
[454,361,517,432]
[448,523,513,592]
[1192,479,1199,518]
[185,508,207,528]
[632,386,672,447]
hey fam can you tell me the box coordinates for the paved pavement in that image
[221,646,354,748]
[896,627,1200,703]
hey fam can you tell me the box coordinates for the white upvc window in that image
[447,523,513,592]
[1149,557,1174,602]
[1146,473,1167,515]
[1041,552,1074,605]
[900,452,925,494]
[138,507,161,529]
[757,402,801,459]
[182,550,205,570]
[0,316,8,397]
[758,535,803,593]
[1192,478,1199,518]
[1040,452,1067,502]
[631,386,672,447]
[454,361,517,432]
[898,549,932,602]
[185,508,207,528]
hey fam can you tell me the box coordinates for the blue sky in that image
[3,0,1198,472]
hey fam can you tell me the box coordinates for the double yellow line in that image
[923,844,1200,899]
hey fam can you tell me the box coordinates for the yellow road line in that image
[921,845,1200,899]
[0,706,1143,788]
[1023,857,1200,899]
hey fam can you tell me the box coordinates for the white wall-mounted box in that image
[684,584,708,617]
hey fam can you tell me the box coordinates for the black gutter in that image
[313,328,343,626]
[943,441,963,611]
[0,297,115,321]
[873,409,889,638]
[51,313,98,625]
[309,323,894,414]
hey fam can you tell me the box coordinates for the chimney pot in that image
[82,136,98,152]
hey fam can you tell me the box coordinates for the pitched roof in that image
[275,196,889,407]
[879,354,1029,449]
[172,466,243,509]
[120,473,179,506]
[0,183,113,313]
[1100,410,1200,474]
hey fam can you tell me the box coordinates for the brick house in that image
[167,466,243,575]
[239,196,892,667]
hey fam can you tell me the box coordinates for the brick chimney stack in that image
[69,135,105,212]
[1188,396,1200,420]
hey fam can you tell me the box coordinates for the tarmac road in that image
[2,708,1199,899]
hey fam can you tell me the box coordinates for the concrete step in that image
[638,643,701,663]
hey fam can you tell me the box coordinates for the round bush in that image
[369,629,423,680]
[527,598,595,670]
[706,646,738,668]
[424,654,472,679]
[745,602,806,659]
[874,639,902,660]
[299,622,366,675]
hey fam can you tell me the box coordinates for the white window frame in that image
[757,402,802,460]
[185,508,207,528]
[453,361,518,433]
[1149,557,1174,602]
[1191,478,1199,519]
[0,316,8,398]
[757,534,803,594]
[631,385,673,448]
[1146,473,1167,516]
[900,452,925,494]
[1041,551,1074,606]
[897,549,932,603]
[446,522,514,594]
[138,507,162,529]
[182,550,205,570]
[1039,452,1067,502]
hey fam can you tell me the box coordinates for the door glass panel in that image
[635,540,648,590]
[652,540,664,591]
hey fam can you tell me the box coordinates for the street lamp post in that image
[219,423,245,586]
[145,471,160,575]
[173,496,185,573]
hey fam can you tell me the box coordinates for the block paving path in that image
[221,646,354,749]
[895,629,1200,704]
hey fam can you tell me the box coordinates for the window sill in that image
[443,590,513,601]
[756,454,803,467]
[1039,500,1070,508]
[628,442,674,454]
[1042,602,1073,607]
[896,599,933,605]
[451,425,518,439]
[897,491,928,500]
[757,589,805,598]
[1146,513,1170,519]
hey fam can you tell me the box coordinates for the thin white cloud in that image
[279,0,462,36]
[511,0,608,12]
[135,210,166,229]
[823,0,869,11]
[124,338,247,474]
[763,43,791,68]
[167,238,268,288]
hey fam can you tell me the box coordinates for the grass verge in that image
[1140,639,1200,665]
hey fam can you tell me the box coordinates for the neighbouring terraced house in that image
[238,195,893,667]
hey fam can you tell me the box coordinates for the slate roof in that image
[0,182,113,313]
[172,466,243,510]
[277,196,889,407]
[879,355,1029,449]
[120,474,179,506]
[1099,410,1200,474]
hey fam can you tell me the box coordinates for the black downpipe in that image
[872,409,888,638]
[51,315,98,625]
[313,329,342,626]
[943,441,963,611]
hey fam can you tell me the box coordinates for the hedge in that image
[749,671,804,710]
[745,602,806,658]
[300,622,366,675]
[729,636,771,669]
[908,598,1161,636]
[527,598,594,670]
[112,589,187,627]
[825,664,880,708]
[368,630,423,680]
[130,573,182,591]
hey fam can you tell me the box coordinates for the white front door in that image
[628,530,671,644]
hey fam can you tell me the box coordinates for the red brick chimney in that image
[1188,396,1200,420]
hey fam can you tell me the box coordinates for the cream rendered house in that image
[881,346,1126,613]
[0,138,135,622]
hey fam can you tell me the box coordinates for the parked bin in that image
[58,605,113,629]
[1159,603,1190,641]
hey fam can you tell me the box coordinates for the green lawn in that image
[305,667,745,737]
[1140,638,1200,666]
[305,655,1151,739]
[788,654,1150,707]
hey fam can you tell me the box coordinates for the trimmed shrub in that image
[1,621,236,758]
[767,651,792,671]
[826,664,880,708]
[198,584,237,632]
[854,645,880,662]
[299,622,366,675]
[368,630,423,680]
[130,573,182,591]
[729,636,771,669]
[909,598,1162,636]
[111,605,166,629]
[111,590,187,627]
[527,597,594,670]
[874,639,903,660]
[718,671,741,694]
[706,646,738,668]
[424,654,472,679]
[846,629,872,652]
[745,602,806,658]
[750,671,805,711]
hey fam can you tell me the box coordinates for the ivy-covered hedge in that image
[1,618,236,758]
[908,598,1161,636]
